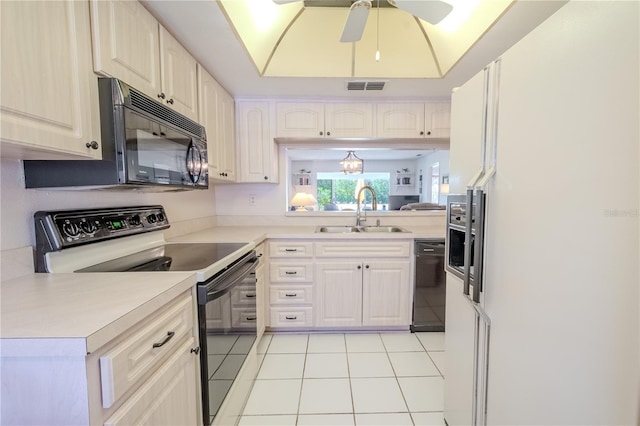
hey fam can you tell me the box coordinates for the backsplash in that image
[0,158,217,252]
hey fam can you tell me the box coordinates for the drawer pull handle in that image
[245,294,256,298]
[285,316,298,320]
[152,331,175,348]
[245,316,257,321]
[284,249,298,252]
[285,271,297,275]
[285,293,297,297]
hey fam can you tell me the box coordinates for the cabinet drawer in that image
[270,307,313,327]
[231,285,258,306]
[231,308,258,329]
[315,241,411,258]
[270,262,313,282]
[269,241,313,258]
[270,285,313,304]
[99,292,193,409]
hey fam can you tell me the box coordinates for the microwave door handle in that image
[186,142,203,184]
[463,188,474,296]
[472,188,486,303]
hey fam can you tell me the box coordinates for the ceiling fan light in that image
[340,0,371,42]
[387,0,453,25]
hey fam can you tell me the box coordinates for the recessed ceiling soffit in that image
[219,0,514,79]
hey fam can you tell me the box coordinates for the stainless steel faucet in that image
[356,185,377,226]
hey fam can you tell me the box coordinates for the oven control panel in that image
[34,206,170,253]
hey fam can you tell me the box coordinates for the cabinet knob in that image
[327,131,331,136]
[357,265,362,270]
[166,98,174,105]
[427,130,431,135]
[85,141,99,150]
[365,265,370,269]
[420,131,424,135]
[190,347,200,355]
[157,93,166,100]
[319,131,323,136]
[264,176,268,180]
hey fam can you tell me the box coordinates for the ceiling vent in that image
[347,81,386,91]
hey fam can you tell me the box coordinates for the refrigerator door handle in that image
[472,188,486,303]
[463,187,474,296]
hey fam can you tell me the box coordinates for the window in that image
[316,172,390,211]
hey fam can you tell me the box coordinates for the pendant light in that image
[341,151,364,174]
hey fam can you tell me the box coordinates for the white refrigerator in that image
[444,1,639,425]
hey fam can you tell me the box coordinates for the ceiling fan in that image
[272,0,454,42]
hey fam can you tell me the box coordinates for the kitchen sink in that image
[316,225,408,233]
[359,226,408,233]
[316,226,360,233]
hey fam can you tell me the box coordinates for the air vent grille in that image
[347,81,386,91]
[128,89,205,139]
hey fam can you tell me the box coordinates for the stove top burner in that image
[76,243,249,273]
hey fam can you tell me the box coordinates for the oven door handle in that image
[202,257,257,303]
[463,188,474,296]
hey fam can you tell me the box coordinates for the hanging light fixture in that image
[341,151,364,174]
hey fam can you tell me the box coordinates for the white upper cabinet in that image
[276,102,325,137]
[324,103,374,138]
[376,103,426,138]
[276,102,374,138]
[424,102,451,138]
[237,101,278,183]
[0,0,101,159]
[90,0,161,99]
[90,1,198,121]
[158,26,198,121]
[198,65,237,182]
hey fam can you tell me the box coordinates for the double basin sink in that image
[316,225,408,233]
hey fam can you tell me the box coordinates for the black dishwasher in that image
[412,239,446,332]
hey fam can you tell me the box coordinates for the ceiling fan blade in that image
[340,0,371,43]
[272,0,303,4]
[387,0,453,24]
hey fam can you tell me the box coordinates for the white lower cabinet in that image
[267,239,412,330]
[0,290,201,425]
[103,337,199,426]
[315,260,411,327]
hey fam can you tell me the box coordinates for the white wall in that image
[0,158,217,251]
[417,151,450,205]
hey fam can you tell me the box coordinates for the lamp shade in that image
[290,192,316,211]
[340,151,364,174]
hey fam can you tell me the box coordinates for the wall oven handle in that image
[463,188,474,296]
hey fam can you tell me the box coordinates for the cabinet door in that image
[362,261,411,326]
[103,338,200,426]
[89,0,161,100]
[424,102,451,138]
[159,26,198,121]
[276,103,325,137]
[220,91,237,181]
[237,101,277,183]
[198,65,223,179]
[325,103,374,138]
[315,262,362,327]
[376,103,425,138]
[0,0,101,159]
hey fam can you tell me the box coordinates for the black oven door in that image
[197,252,258,426]
[123,108,208,188]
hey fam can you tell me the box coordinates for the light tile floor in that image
[240,332,445,426]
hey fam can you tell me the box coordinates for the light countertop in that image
[1,272,197,355]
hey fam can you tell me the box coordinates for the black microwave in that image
[24,78,208,191]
